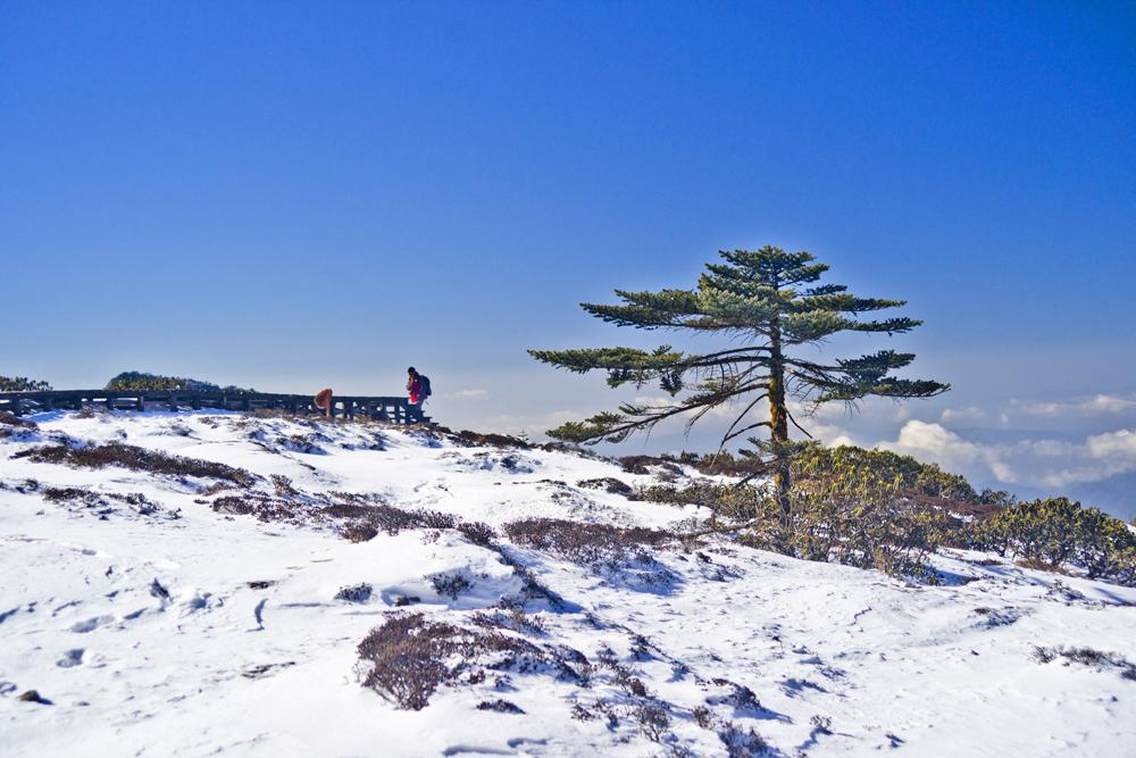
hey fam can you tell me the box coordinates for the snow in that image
[2,410,1134,757]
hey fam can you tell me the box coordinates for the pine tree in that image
[529,246,948,516]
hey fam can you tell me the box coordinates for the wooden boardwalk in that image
[0,390,432,424]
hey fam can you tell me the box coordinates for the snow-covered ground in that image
[1,410,1134,757]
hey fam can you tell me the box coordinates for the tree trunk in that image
[768,317,791,517]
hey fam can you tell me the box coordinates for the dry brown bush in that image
[503,518,672,564]
[357,612,555,710]
[15,443,256,486]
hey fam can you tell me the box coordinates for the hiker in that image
[406,367,431,421]
[314,388,333,419]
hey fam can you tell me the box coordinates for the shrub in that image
[503,518,673,564]
[791,443,977,501]
[658,469,949,580]
[335,583,373,603]
[784,460,951,580]
[104,371,256,393]
[356,612,549,710]
[636,481,761,521]
[578,477,634,496]
[1033,645,1136,680]
[456,520,497,546]
[0,376,52,392]
[430,572,473,600]
[15,443,257,486]
[974,498,1136,584]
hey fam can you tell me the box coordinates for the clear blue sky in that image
[2,2,1134,514]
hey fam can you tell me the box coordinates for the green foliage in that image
[530,245,947,449]
[105,371,255,393]
[638,450,954,581]
[974,498,1136,583]
[634,442,1135,586]
[0,376,52,392]
[752,454,951,581]
[791,443,977,501]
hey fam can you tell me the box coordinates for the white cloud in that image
[876,420,1136,490]
[447,388,489,400]
[474,409,579,436]
[1015,394,1136,417]
[879,420,990,471]
[940,406,987,424]
[1087,428,1136,459]
[807,422,858,448]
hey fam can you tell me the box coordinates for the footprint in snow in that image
[69,615,114,633]
[56,649,84,668]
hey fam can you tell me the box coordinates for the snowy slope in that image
[1,410,1134,757]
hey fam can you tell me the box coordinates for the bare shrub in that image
[271,474,298,497]
[41,487,173,519]
[452,429,532,449]
[718,722,770,757]
[341,523,379,542]
[0,412,37,429]
[456,521,497,546]
[357,613,549,710]
[503,518,672,564]
[1033,645,1136,680]
[476,699,524,713]
[15,443,256,486]
[578,477,634,496]
[430,572,473,600]
[335,583,373,603]
[619,455,684,477]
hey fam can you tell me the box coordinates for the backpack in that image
[418,374,432,399]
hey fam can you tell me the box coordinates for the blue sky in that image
[2,2,1134,515]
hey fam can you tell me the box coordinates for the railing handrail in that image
[0,389,430,424]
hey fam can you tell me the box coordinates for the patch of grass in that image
[15,443,256,486]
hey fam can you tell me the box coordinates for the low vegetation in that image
[356,612,574,710]
[971,498,1136,584]
[504,518,673,565]
[1033,645,1136,680]
[638,443,1136,586]
[14,443,257,486]
[0,376,52,392]
[104,371,256,393]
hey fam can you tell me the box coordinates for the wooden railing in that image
[0,390,431,424]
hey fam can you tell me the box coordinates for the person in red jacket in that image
[407,366,428,421]
[407,367,422,405]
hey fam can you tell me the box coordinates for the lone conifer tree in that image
[529,246,948,515]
